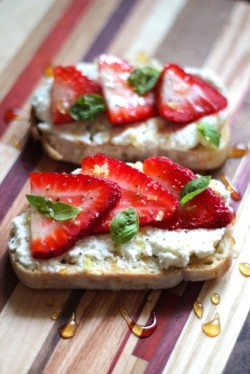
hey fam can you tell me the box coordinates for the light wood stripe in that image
[0,0,70,101]
[163,183,250,374]
[0,142,20,183]
[0,0,54,73]
[124,0,187,60]
[205,2,250,114]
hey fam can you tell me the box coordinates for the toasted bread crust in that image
[30,108,230,171]
[8,219,233,290]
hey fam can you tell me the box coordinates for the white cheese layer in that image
[32,63,227,152]
[9,211,226,272]
[8,177,230,272]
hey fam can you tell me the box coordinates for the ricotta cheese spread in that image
[32,63,227,152]
[8,178,230,272]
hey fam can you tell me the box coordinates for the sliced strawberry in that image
[98,54,156,124]
[81,154,178,233]
[157,64,227,123]
[29,172,121,258]
[143,156,233,229]
[52,65,102,125]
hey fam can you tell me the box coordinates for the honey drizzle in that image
[220,174,241,201]
[51,312,58,321]
[120,307,157,338]
[193,300,203,319]
[228,143,248,158]
[44,65,54,77]
[59,312,77,339]
[239,263,250,277]
[202,313,221,337]
[211,293,220,305]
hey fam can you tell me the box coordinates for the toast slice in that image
[9,210,233,290]
[31,62,230,171]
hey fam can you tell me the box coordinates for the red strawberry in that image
[81,154,178,233]
[143,156,233,229]
[157,64,227,123]
[29,172,121,258]
[98,54,156,124]
[52,66,102,125]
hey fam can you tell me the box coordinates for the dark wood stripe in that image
[223,309,250,374]
[144,282,203,374]
[107,291,150,374]
[27,290,84,374]
[0,254,18,312]
[0,0,93,137]
[84,0,137,62]
[133,291,182,361]
[156,0,234,66]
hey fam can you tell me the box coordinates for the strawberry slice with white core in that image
[98,54,156,124]
[143,156,233,229]
[29,172,121,258]
[157,64,227,123]
[52,66,102,125]
[81,153,178,233]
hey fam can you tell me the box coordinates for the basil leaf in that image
[69,94,105,121]
[49,201,82,221]
[197,122,221,148]
[26,194,54,219]
[110,207,139,246]
[180,176,211,206]
[128,67,160,95]
[26,194,82,221]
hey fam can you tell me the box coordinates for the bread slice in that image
[30,63,230,171]
[8,210,233,290]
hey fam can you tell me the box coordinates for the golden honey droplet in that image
[228,143,248,158]
[239,263,250,277]
[193,300,203,319]
[202,313,221,337]
[120,307,157,338]
[59,312,77,339]
[220,174,241,201]
[44,65,54,77]
[211,293,220,305]
[51,312,58,320]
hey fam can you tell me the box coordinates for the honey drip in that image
[136,51,150,64]
[44,65,54,77]
[220,174,241,201]
[4,108,21,123]
[120,307,157,338]
[202,313,221,337]
[239,263,250,277]
[228,143,248,158]
[59,312,77,339]
[51,312,58,320]
[193,300,203,319]
[211,293,220,305]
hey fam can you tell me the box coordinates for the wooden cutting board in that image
[0,0,250,373]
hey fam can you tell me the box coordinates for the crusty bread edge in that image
[9,225,233,290]
[30,109,230,171]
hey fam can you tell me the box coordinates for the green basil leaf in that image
[180,176,211,206]
[26,194,82,221]
[49,201,82,221]
[110,207,139,246]
[197,122,221,148]
[69,94,106,121]
[26,194,54,218]
[128,67,160,95]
